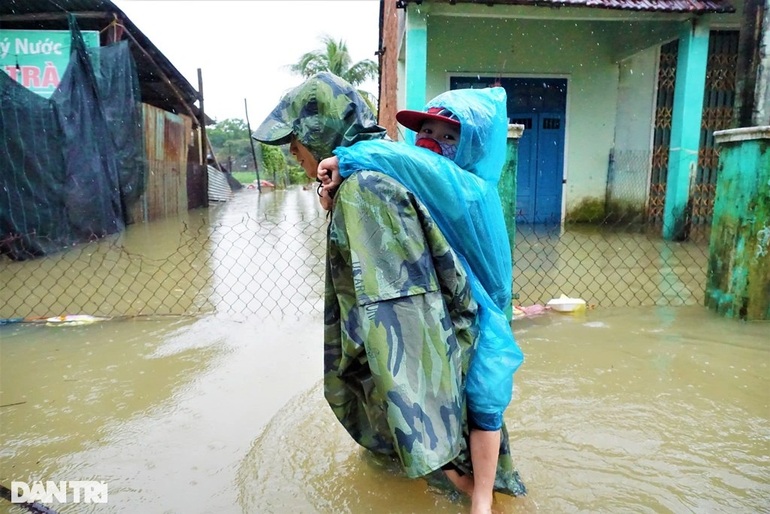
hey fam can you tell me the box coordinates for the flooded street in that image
[1,314,324,514]
[1,188,769,513]
[2,306,768,513]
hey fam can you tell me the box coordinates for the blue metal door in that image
[536,113,564,223]
[449,77,566,224]
[510,112,564,223]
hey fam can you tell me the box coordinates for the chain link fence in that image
[0,187,710,321]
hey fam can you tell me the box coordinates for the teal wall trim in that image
[404,7,428,144]
[706,126,770,321]
[663,20,710,240]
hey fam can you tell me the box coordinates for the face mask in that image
[416,136,458,161]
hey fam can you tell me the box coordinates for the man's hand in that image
[317,181,334,211]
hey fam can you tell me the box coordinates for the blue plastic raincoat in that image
[334,87,524,430]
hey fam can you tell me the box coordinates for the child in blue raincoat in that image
[318,87,524,512]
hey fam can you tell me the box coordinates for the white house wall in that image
[611,47,659,208]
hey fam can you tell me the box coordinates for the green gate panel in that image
[706,127,770,321]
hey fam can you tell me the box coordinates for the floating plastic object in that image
[0,317,25,325]
[546,295,587,313]
[513,304,549,319]
[45,314,110,326]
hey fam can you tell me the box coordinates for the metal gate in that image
[648,31,739,229]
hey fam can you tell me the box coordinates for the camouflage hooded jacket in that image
[326,171,524,496]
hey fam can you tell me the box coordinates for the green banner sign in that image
[0,29,99,98]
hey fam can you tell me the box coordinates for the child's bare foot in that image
[470,499,493,514]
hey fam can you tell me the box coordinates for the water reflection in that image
[2,185,710,322]
[513,224,708,307]
[206,188,327,317]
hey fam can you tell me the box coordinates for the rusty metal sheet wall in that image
[186,130,207,209]
[130,103,191,223]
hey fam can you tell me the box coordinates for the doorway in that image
[450,77,567,224]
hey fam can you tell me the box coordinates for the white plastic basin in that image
[546,296,587,313]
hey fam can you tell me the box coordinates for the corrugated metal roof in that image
[411,0,734,13]
[0,0,207,123]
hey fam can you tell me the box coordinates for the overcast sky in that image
[112,0,381,125]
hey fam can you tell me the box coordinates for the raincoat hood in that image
[252,72,387,161]
[411,87,508,181]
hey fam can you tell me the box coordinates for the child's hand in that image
[317,157,340,186]
[317,157,342,210]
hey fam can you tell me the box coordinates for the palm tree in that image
[288,35,379,111]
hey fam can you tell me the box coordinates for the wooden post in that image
[244,98,262,193]
[198,68,209,207]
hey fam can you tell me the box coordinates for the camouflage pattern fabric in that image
[334,87,523,431]
[324,171,526,496]
[251,71,387,161]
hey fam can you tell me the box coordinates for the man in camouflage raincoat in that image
[252,72,525,503]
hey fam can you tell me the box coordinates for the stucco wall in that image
[611,47,659,208]
[425,16,621,208]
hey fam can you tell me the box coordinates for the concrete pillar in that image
[705,126,770,320]
[502,125,524,256]
[502,124,524,316]
[663,20,710,240]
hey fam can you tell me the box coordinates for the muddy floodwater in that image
[1,305,768,514]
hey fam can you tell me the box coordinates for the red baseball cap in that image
[396,106,461,133]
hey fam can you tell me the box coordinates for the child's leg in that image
[469,428,501,514]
